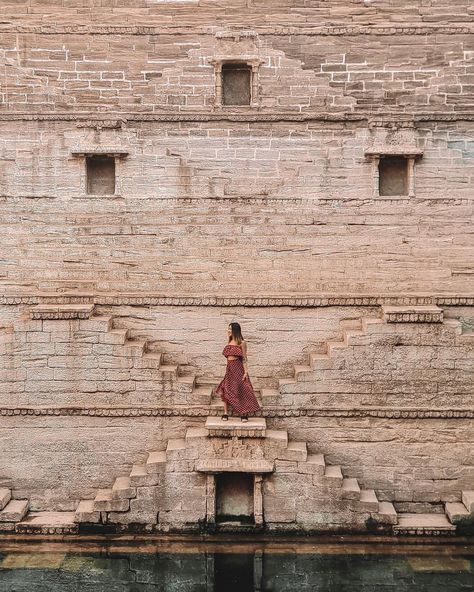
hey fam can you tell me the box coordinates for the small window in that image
[378,155,408,196]
[86,156,115,195]
[222,63,251,106]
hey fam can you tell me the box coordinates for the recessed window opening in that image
[221,63,252,106]
[86,155,116,195]
[378,155,408,196]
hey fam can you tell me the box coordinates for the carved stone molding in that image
[0,25,471,36]
[382,305,444,324]
[1,112,474,124]
[30,304,95,320]
[196,459,274,473]
[2,294,474,307]
[0,406,472,419]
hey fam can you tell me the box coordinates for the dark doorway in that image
[215,473,254,524]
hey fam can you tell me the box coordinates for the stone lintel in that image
[365,147,423,158]
[30,304,96,320]
[205,416,266,438]
[382,305,443,323]
[196,459,274,473]
[71,147,129,157]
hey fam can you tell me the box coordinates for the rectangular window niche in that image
[212,58,263,108]
[365,148,422,199]
[71,147,129,197]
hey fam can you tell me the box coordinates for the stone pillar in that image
[254,474,263,525]
[407,156,415,197]
[205,473,216,525]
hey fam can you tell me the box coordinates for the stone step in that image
[0,499,29,522]
[123,339,148,356]
[30,303,95,320]
[394,513,456,535]
[16,512,78,534]
[361,317,384,332]
[324,465,343,484]
[166,438,187,460]
[293,364,312,378]
[100,327,129,345]
[146,451,167,473]
[188,386,213,405]
[342,477,361,500]
[462,490,474,513]
[375,501,398,525]
[265,429,289,447]
[79,315,115,332]
[159,364,179,375]
[0,488,12,511]
[112,476,136,500]
[93,488,129,512]
[359,489,379,512]
[326,340,346,355]
[343,330,365,345]
[309,352,332,369]
[445,502,470,523]
[129,464,161,487]
[283,442,307,462]
[140,352,163,368]
[278,378,297,389]
[260,388,280,405]
[298,453,325,476]
[74,500,100,523]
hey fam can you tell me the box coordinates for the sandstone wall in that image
[0,121,473,295]
[0,27,473,113]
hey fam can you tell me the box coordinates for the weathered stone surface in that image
[0,0,473,537]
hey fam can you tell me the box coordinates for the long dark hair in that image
[228,322,244,345]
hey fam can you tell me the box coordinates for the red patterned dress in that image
[215,344,261,415]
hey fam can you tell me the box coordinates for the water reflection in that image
[0,544,472,591]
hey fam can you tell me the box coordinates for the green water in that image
[0,543,472,591]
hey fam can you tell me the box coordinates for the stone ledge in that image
[30,304,95,320]
[382,305,444,323]
[2,294,474,307]
[1,112,474,124]
[0,24,472,36]
[196,459,274,473]
[0,406,472,419]
[205,416,266,438]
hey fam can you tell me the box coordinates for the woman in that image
[215,322,261,422]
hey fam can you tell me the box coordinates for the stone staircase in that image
[12,303,472,536]
[30,303,213,406]
[0,488,29,531]
[70,416,398,530]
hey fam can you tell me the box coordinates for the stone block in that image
[462,491,474,513]
[74,500,100,523]
[94,489,130,512]
[129,465,162,487]
[0,500,29,522]
[146,451,167,474]
[445,502,470,523]
[0,488,12,511]
[298,454,326,476]
[112,477,136,500]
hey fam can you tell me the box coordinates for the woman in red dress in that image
[215,322,261,422]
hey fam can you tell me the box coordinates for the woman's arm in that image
[241,340,249,379]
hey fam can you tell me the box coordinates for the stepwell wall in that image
[0,1,473,517]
